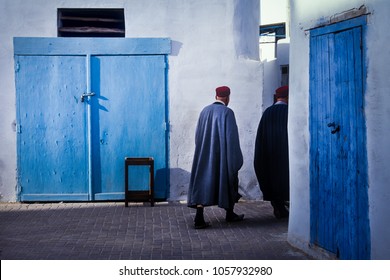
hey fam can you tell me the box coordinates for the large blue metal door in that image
[14,38,170,201]
[15,55,89,201]
[309,17,370,259]
[91,55,168,200]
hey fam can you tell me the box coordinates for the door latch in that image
[327,122,340,134]
[80,92,96,102]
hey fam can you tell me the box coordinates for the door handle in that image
[80,92,95,102]
[331,125,340,134]
[327,122,340,134]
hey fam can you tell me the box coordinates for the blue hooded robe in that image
[188,102,243,209]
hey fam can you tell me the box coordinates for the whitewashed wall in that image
[0,0,262,202]
[289,0,390,259]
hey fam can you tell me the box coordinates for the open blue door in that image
[14,38,170,201]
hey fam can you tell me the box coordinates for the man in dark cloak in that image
[188,86,244,229]
[254,85,289,219]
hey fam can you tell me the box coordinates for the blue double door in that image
[15,38,170,201]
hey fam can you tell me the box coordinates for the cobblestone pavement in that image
[0,200,311,260]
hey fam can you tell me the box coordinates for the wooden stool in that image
[124,157,154,207]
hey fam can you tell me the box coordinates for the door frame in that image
[309,16,370,259]
[14,37,171,201]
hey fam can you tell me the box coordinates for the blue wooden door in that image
[15,55,89,201]
[309,17,370,259]
[14,38,170,201]
[91,55,168,200]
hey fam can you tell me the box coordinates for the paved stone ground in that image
[0,200,311,260]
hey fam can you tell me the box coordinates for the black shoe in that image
[273,208,288,219]
[194,220,211,229]
[194,207,210,229]
[225,212,244,222]
[271,201,289,219]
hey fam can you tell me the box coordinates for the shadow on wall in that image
[168,168,190,201]
[170,40,183,56]
[168,168,264,202]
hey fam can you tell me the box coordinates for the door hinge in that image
[17,124,22,134]
[15,62,20,73]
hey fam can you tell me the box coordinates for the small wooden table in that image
[124,157,154,207]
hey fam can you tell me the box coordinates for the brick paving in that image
[0,200,311,260]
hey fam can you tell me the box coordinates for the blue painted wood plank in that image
[14,37,171,55]
[353,27,370,258]
[309,35,318,245]
[333,30,348,258]
[344,32,352,257]
[310,16,367,36]
[320,33,334,251]
[21,194,89,201]
[94,193,124,200]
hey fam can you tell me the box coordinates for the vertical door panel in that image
[310,33,336,251]
[16,55,88,201]
[91,55,168,200]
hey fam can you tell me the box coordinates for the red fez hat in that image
[216,86,230,97]
[275,85,289,98]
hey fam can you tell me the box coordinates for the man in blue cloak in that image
[187,86,244,229]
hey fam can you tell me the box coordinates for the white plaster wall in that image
[364,0,390,260]
[260,38,290,110]
[289,0,390,259]
[0,0,262,202]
